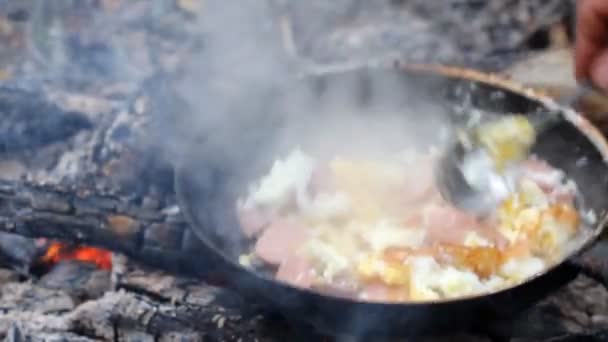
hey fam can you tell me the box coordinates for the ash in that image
[0,0,604,341]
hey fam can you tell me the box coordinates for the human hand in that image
[575,0,608,91]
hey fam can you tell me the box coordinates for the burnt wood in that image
[0,179,222,283]
[0,262,290,342]
[4,257,608,341]
[0,232,42,274]
[0,86,92,155]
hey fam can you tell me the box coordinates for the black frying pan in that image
[174,62,608,338]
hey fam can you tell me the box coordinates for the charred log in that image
[0,282,76,315]
[0,86,92,156]
[0,281,290,342]
[38,260,111,301]
[5,324,98,342]
[0,179,211,281]
[2,276,608,341]
[0,232,41,274]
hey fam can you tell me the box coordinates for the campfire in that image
[40,240,112,271]
[0,0,607,341]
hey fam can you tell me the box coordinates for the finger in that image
[575,0,608,81]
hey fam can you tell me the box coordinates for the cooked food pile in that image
[471,114,536,170]
[236,116,587,303]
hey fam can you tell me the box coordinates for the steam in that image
[175,0,454,185]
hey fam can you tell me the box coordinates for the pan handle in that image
[568,238,608,289]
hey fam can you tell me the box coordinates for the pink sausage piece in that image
[276,254,315,289]
[521,159,577,206]
[423,205,484,245]
[404,200,506,247]
[403,211,424,227]
[237,206,273,238]
[520,159,564,192]
[521,158,554,173]
[426,205,505,246]
[254,219,309,265]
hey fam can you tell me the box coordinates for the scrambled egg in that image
[245,149,353,221]
[495,173,580,276]
[357,254,409,286]
[474,115,536,170]
[499,206,542,243]
[436,266,487,298]
[359,220,426,252]
[357,253,511,301]
[499,256,546,283]
[303,239,351,281]
[299,191,351,221]
[463,231,493,247]
[535,204,579,257]
[519,179,550,207]
[408,256,442,300]
[407,256,503,301]
[498,179,579,257]
[246,148,315,209]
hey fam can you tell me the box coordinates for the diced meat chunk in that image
[403,212,423,227]
[521,158,552,173]
[520,159,564,192]
[276,254,315,289]
[254,219,309,265]
[423,205,487,245]
[421,205,505,247]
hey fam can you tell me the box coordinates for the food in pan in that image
[470,114,536,170]
[235,119,591,303]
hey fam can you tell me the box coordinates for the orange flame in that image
[41,242,112,270]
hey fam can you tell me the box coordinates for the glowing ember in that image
[41,241,112,270]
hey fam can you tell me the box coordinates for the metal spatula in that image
[435,81,594,217]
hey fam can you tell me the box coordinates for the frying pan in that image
[174,62,608,338]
